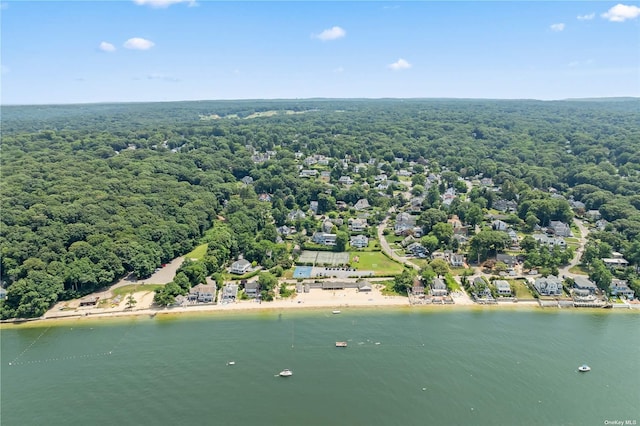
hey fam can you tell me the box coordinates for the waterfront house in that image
[221,284,238,303]
[412,280,425,296]
[189,283,216,303]
[230,258,251,275]
[610,279,635,299]
[494,280,512,296]
[0,287,6,300]
[573,276,598,296]
[533,276,563,296]
[244,281,260,299]
[430,278,448,296]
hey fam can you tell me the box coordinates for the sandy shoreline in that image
[5,286,635,328]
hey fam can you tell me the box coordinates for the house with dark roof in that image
[244,281,260,299]
[549,221,572,237]
[430,278,448,296]
[573,276,598,296]
[496,254,518,267]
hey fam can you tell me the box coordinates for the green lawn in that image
[384,234,404,245]
[569,265,589,275]
[350,251,404,275]
[444,274,461,291]
[506,279,535,299]
[112,284,164,297]
[185,243,208,260]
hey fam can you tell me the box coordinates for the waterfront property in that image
[533,276,564,296]
[188,284,216,304]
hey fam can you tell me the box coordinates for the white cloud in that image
[1,65,9,75]
[147,73,180,82]
[99,41,116,52]
[133,0,196,8]
[388,58,411,71]
[333,66,344,73]
[577,13,595,20]
[601,4,640,22]
[313,26,346,41]
[124,38,155,50]
[568,59,594,67]
[550,23,565,32]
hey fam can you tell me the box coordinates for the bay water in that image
[1,309,638,426]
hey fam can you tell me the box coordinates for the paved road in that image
[559,218,590,279]
[377,214,420,270]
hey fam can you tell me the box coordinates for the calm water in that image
[1,309,639,426]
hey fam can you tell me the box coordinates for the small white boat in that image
[578,364,591,372]
[335,341,347,347]
[227,361,235,366]
[279,369,293,377]
[332,310,341,314]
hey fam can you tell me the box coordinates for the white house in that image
[338,176,354,185]
[230,258,251,275]
[354,199,370,210]
[494,280,512,296]
[348,218,368,232]
[430,278,448,296]
[450,254,465,267]
[533,276,563,296]
[350,235,369,249]
[610,279,635,299]
[312,232,337,246]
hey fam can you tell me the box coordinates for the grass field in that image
[506,279,535,299]
[112,284,164,297]
[569,265,590,275]
[350,251,404,275]
[185,243,208,260]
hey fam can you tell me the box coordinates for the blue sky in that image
[1,1,639,104]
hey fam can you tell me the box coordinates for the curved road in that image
[377,214,420,271]
[559,218,590,279]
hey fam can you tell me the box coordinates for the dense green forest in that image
[1,99,639,318]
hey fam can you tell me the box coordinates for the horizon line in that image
[3,96,639,107]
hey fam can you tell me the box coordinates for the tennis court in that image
[296,250,350,266]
